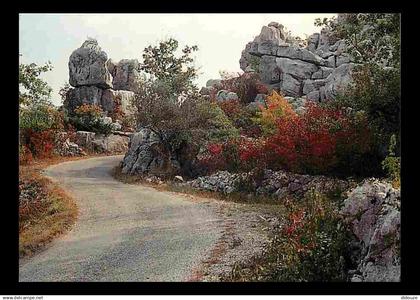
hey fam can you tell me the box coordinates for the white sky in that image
[19,13,336,106]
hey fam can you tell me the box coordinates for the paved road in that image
[19,155,223,282]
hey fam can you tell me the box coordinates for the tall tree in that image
[19,57,53,106]
[317,14,401,158]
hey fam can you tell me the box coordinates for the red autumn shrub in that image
[238,102,372,175]
[218,99,242,120]
[207,143,223,156]
[197,140,242,174]
[196,99,372,176]
[23,129,56,159]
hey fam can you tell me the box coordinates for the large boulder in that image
[307,33,320,52]
[101,89,135,116]
[341,179,400,282]
[75,131,130,154]
[68,39,113,89]
[280,73,301,97]
[121,128,181,177]
[216,90,239,101]
[255,25,285,45]
[324,63,355,100]
[64,86,103,114]
[276,45,323,65]
[109,59,142,91]
[259,55,280,84]
[311,66,334,80]
[276,57,318,80]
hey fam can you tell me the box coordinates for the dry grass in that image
[19,154,108,258]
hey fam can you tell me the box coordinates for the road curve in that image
[19,155,223,282]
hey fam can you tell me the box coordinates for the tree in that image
[19,58,53,106]
[317,14,401,160]
[132,38,218,176]
[315,14,400,68]
[58,82,71,104]
[140,38,199,99]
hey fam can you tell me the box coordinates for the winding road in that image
[19,155,224,282]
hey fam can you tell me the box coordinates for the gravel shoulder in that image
[19,155,281,282]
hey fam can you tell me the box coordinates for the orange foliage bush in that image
[254,91,296,135]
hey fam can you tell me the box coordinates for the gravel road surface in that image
[19,155,224,282]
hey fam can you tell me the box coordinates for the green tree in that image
[317,14,401,166]
[19,58,53,106]
[141,38,199,98]
[315,14,400,68]
[58,82,71,104]
[132,38,218,176]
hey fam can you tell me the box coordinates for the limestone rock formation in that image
[239,20,354,102]
[183,169,352,199]
[54,132,86,157]
[64,86,103,113]
[69,39,113,89]
[121,128,181,177]
[108,59,142,91]
[65,39,139,120]
[216,90,239,101]
[101,89,135,115]
[75,131,130,154]
[340,179,401,282]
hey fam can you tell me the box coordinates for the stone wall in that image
[182,169,352,200]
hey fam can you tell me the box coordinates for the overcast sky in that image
[19,13,336,106]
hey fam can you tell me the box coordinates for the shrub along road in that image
[19,155,225,282]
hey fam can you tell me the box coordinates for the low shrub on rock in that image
[69,104,113,135]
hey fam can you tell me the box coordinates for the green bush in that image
[69,104,113,135]
[382,134,401,188]
[19,104,64,133]
[206,102,240,143]
[69,116,113,135]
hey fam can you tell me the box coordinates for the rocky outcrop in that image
[54,132,86,157]
[101,89,135,115]
[64,86,103,113]
[184,169,352,199]
[108,59,142,91]
[340,179,401,282]
[65,39,139,121]
[75,131,130,154]
[69,39,113,89]
[216,90,239,102]
[121,128,181,177]
[239,18,354,102]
